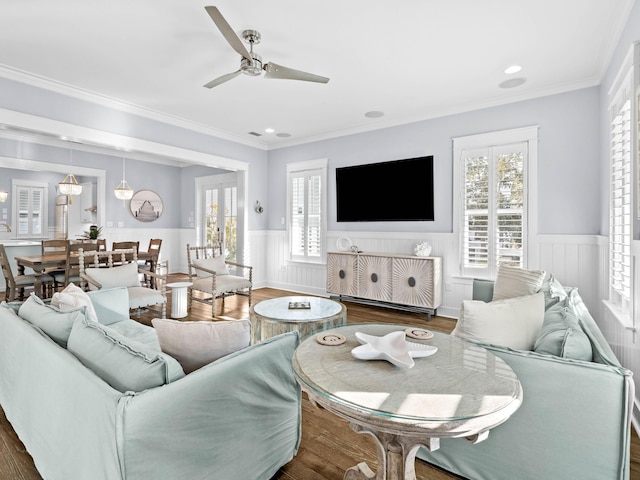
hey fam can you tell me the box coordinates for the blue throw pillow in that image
[533,299,592,361]
[86,287,130,325]
[18,294,88,347]
[67,318,184,392]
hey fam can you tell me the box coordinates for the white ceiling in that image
[0,0,633,150]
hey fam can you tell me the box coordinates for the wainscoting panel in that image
[535,235,601,318]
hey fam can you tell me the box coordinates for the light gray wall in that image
[0,77,269,232]
[267,86,601,235]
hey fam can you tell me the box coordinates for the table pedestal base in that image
[344,423,441,480]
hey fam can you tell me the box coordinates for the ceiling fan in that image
[203,6,330,89]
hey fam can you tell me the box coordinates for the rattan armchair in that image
[186,243,252,317]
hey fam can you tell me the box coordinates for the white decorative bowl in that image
[351,331,437,369]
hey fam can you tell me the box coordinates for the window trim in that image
[453,126,539,278]
[286,158,328,264]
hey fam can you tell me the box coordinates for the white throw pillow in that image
[452,292,545,350]
[492,264,546,301]
[193,256,229,278]
[151,318,250,373]
[84,262,141,290]
[51,282,98,323]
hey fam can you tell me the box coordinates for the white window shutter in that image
[609,98,632,312]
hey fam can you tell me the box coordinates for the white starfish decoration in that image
[351,331,438,369]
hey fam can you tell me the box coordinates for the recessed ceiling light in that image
[265,128,275,133]
[504,65,522,74]
[499,77,527,89]
[364,111,384,118]
[276,132,291,138]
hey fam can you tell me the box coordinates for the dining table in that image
[15,250,159,298]
[14,252,66,298]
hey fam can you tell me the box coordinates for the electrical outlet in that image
[117,221,124,228]
[106,221,113,227]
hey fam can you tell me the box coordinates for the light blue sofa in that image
[417,280,635,480]
[0,288,301,480]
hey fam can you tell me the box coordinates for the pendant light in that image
[114,156,134,206]
[58,146,83,203]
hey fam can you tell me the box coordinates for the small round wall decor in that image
[130,190,163,222]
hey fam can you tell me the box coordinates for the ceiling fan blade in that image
[203,70,242,89]
[204,6,253,63]
[264,63,329,83]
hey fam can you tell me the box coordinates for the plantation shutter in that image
[462,149,490,271]
[16,185,44,237]
[461,143,526,277]
[609,98,632,311]
[290,169,322,261]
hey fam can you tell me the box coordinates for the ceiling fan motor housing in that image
[242,53,263,76]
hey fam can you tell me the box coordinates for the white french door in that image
[199,172,241,263]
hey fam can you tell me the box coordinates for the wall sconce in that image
[0,191,7,202]
[255,201,264,214]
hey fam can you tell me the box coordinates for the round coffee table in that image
[293,323,523,480]
[249,296,347,344]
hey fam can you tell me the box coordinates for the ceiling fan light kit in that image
[203,6,329,89]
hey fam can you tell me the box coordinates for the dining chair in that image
[54,241,100,289]
[112,241,139,252]
[140,238,162,288]
[41,239,69,293]
[112,241,139,265]
[0,244,53,301]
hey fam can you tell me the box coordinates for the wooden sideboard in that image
[326,252,442,317]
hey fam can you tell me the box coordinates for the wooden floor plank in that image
[0,279,638,479]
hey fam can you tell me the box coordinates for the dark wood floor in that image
[1,277,639,479]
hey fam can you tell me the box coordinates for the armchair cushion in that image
[84,262,141,290]
[67,317,184,392]
[127,286,166,309]
[18,294,88,348]
[151,318,251,373]
[452,292,545,350]
[492,264,546,301]
[193,256,229,278]
[192,275,251,294]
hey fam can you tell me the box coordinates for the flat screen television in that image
[336,155,434,222]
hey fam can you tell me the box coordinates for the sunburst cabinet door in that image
[327,253,358,296]
[392,257,442,308]
[358,255,392,302]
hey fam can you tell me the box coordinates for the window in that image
[12,180,48,238]
[287,159,327,263]
[607,44,637,317]
[454,127,538,278]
